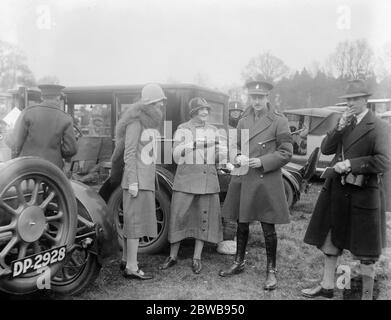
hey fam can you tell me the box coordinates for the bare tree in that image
[328,39,374,80]
[0,40,36,90]
[241,51,290,83]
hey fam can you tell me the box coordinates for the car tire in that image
[51,201,101,296]
[0,157,77,295]
[108,186,170,255]
[283,177,295,209]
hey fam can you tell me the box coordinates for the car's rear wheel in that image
[0,157,77,295]
[108,186,170,254]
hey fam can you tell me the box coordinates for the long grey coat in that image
[304,111,391,257]
[222,106,293,224]
[12,102,77,169]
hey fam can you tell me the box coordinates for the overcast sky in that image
[1,0,390,88]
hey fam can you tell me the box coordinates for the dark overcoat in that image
[12,102,77,169]
[304,111,391,257]
[222,106,293,224]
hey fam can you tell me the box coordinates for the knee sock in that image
[320,254,338,289]
[126,238,139,272]
[360,263,375,300]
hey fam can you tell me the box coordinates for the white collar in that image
[356,109,369,124]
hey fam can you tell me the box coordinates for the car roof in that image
[63,83,228,97]
[283,107,344,117]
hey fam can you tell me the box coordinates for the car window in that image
[207,101,224,125]
[74,104,111,137]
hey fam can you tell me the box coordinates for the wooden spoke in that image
[39,191,55,210]
[0,236,18,260]
[29,179,41,205]
[15,182,27,207]
[0,199,18,216]
[17,242,29,260]
[46,211,64,222]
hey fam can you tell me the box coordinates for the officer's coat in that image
[12,102,77,169]
[222,106,293,224]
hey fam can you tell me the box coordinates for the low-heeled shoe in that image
[301,285,334,298]
[192,259,202,274]
[159,256,177,270]
[122,268,153,280]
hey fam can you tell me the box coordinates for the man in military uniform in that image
[12,84,78,173]
[228,100,245,128]
[219,80,293,291]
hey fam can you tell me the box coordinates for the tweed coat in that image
[304,110,391,257]
[172,118,227,194]
[169,118,225,243]
[222,105,293,224]
[12,102,77,169]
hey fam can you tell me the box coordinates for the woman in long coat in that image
[111,83,165,280]
[159,97,225,274]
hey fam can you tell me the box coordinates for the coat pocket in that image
[351,188,380,210]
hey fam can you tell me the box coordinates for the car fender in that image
[282,168,301,203]
[70,180,118,263]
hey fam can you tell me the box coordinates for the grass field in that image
[5,182,391,300]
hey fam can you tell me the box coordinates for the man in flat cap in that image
[12,84,78,171]
[301,79,391,300]
[219,80,293,291]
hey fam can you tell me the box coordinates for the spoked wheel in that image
[108,186,170,254]
[51,201,101,296]
[0,157,77,295]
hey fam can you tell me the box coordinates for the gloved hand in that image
[225,163,235,172]
[128,183,139,197]
[235,154,249,166]
[248,158,262,168]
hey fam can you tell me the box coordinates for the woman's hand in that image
[128,183,139,197]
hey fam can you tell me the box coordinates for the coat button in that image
[203,170,207,174]
[260,175,263,178]
[203,210,207,214]
[203,220,207,223]
[262,144,266,149]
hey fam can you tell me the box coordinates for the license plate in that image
[11,245,67,278]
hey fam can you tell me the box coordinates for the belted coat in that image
[12,102,77,169]
[222,106,293,224]
[304,110,391,257]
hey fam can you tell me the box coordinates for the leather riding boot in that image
[219,223,249,277]
[263,232,277,291]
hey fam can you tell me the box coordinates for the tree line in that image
[1,38,390,111]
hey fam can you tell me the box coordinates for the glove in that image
[225,163,235,172]
[235,155,249,166]
[128,183,139,197]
